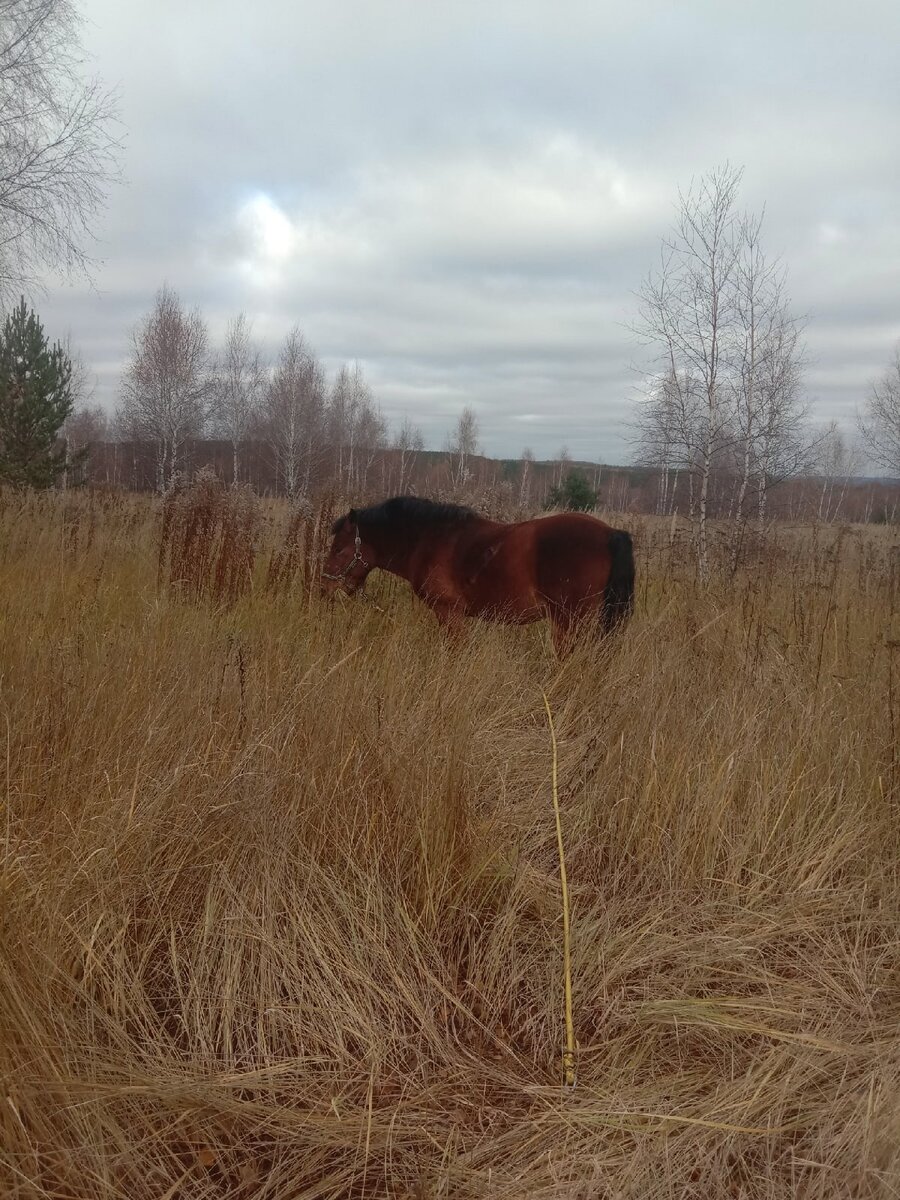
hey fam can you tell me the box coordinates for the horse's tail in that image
[602,529,635,632]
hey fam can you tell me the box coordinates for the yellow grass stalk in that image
[541,687,576,1090]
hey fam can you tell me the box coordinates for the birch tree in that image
[213,312,265,485]
[393,415,425,493]
[636,166,743,580]
[116,286,213,491]
[519,447,534,507]
[632,366,702,516]
[351,393,387,494]
[64,400,106,447]
[728,213,808,564]
[62,397,105,484]
[263,326,325,499]
[554,445,571,487]
[328,363,358,489]
[447,405,478,488]
[859,346,900,475]
[0,0,120,300]
[816,421,861,522]
[751,315,810,520]
[328,362,385,493]
[635,165,808,576]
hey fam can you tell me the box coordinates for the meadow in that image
[1,483,898,1199]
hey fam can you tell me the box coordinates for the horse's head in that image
[321,510,374,595]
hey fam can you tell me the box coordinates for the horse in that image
[322,496,635,655]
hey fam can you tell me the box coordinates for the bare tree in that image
[0,0,120,300]
[327,362,385,493]
[554,445,572,487]
[393,415,425,493]
[633,366,703,517]
[447,405,479,488]
[263,326,325,499]
[859,346,900,475]
[751,316,811,521]
[327,363,363,490]
[64,400,106,447]
[728,212,809,564]
[519,446,535,507]
[116,286,214,491]
[212,312,266,485]
[635,165,809,576]
[636,165,744,580]
[62,398,105,485]
[731,212,774,532]
[327,363,353,488]
[352,391,387,495]
[816,421,861,523]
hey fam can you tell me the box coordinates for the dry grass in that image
[1,486,899,1199]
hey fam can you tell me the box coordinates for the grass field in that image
[1,485,899,1198]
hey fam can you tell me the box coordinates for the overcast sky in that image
[36,0,900,461]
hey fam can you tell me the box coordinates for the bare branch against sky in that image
[859,346,900,476]
[0,0,121,302]
[15,0,900,463]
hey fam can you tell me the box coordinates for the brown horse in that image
[322,496,634,654]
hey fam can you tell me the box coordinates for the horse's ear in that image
[348,508,357,524]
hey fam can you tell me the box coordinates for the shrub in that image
[158,468,259,604]
[544,469,597,512]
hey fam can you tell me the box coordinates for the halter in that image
[322,526,370,581]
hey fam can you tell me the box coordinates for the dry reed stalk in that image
[541,687,576,1091]
[158,468,259,605]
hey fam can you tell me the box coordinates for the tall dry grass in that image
[1,485,899,1198]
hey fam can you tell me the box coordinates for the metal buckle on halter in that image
[322,526,369,581]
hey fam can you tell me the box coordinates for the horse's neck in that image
[370,522,453,583]
[364,526,414,581]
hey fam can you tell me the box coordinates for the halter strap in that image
[322,526,370,581]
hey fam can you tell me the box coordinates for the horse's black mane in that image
[334,496,477,533]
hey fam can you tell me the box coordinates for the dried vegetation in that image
[1,483,899,1198]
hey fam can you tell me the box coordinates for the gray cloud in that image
[33,0,900,460]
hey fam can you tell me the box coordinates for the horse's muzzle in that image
[320,572,363,598]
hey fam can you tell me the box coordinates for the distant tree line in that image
[0,5,898,534]
[0,280,897,534]
[106,286,409,496]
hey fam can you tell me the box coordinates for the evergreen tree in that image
[0,298,75,488]
[545,469,598,512]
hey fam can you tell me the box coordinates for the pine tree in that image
[545,470,598,512]
[0,298,75,488]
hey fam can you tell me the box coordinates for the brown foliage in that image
[158,468,259,605]
[265,492,336,598]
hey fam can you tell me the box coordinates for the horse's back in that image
[530,511,619,561]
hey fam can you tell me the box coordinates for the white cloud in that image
[28,0,900,459]
[235,194,296,280]
[816,222,849,247]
